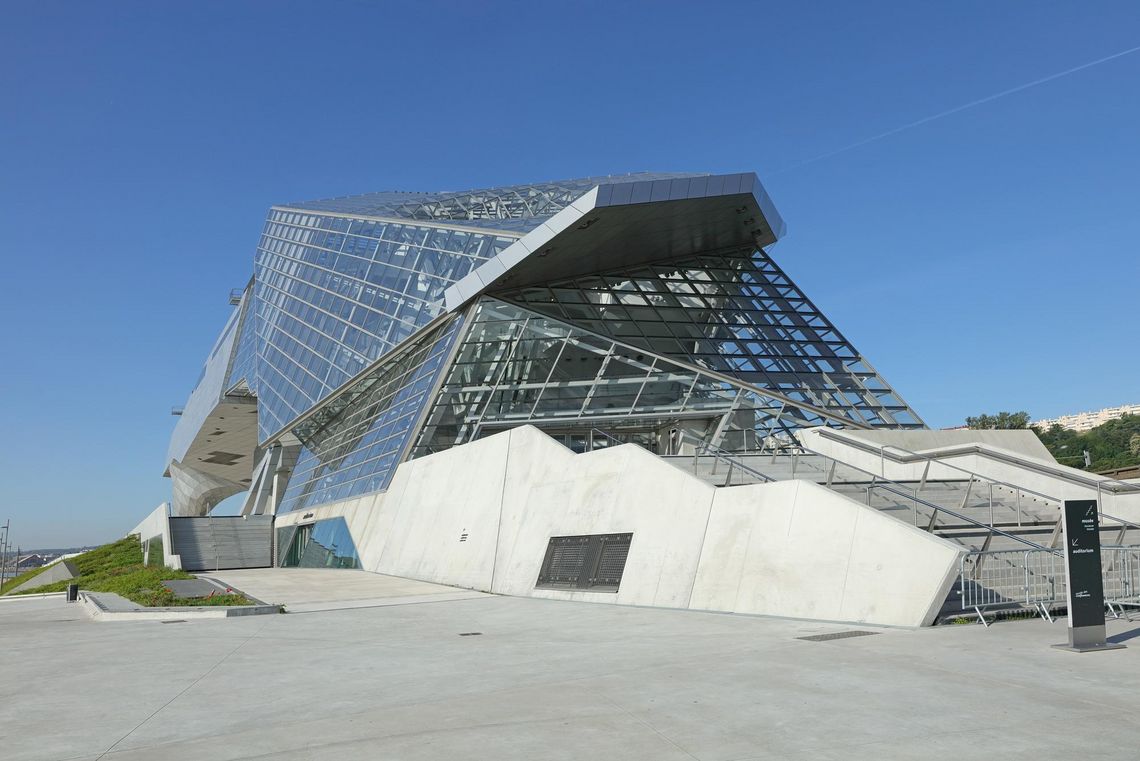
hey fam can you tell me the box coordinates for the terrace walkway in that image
[2,577,1140,760]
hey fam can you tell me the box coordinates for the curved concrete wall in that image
[276,426,961,627]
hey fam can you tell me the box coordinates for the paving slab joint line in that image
[93,618,273,760]
[597,693,701,760]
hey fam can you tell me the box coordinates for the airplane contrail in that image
[772,43,1140,175]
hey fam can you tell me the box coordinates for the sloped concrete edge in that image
[80,591,282,621]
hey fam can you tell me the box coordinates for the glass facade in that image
[173,172,926,518]
[277,315,463,513]
[410,298,844,458]
[251,209,514,440]
[497,248,922,428]
[287,173,698,232]
[277,518,360,568]
[225,285,258,394]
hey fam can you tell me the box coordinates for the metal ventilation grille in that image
[536,533,633,592]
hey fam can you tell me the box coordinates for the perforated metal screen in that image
[536,533,633,592]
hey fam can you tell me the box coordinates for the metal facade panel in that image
[169,516,273,571]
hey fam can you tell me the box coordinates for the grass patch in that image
[14,537,253,607]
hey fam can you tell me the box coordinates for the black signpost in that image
[1053,499,1125,653]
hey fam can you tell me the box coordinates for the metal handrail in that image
[584,425,1103,554]
[807,428,1140,535]
[812,429,1064,505]
[789,440,1056,553]
[692,439,778,485]
[660,430,779,485]
[812,427,1140,498]
[587,428,626,449]
[671,431,1049,552]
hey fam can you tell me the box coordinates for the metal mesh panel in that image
[594,540,631,587]
[537,533,632,591]
[546,540,589,584]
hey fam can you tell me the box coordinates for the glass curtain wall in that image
[277,518,360,568]
[410,298,844,459]
[497,247,922,428]
[251,209,514,440]
[225,285,258,395]
[277,315,463,513]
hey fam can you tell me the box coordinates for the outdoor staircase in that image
[660,452,1140,554]
[653,443,1140,624]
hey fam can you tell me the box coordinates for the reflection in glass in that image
[251,210,513,441]
[277,518,359,568]
[497,248,922,428]
[277,315,463,513]
[410,298,849,459]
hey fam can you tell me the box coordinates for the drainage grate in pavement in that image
[458,632,483,636]
[797,630,879,642]
[160,620,188,624]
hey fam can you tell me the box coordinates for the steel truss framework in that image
[276,293,889,515]
[496,247,921,428]
[411,297,857,457]
[175,172,927,516]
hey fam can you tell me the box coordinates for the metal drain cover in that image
[797,630,879,642]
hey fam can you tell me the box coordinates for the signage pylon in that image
[1053,499,1125,653]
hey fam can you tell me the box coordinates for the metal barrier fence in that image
[960,546,1140,624]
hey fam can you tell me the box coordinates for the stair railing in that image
[679,432,778,485]
[806,429,1140,545]
[788,440,1055,554]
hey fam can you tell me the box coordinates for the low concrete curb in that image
[81,592,282,621]
[0,591,65,602]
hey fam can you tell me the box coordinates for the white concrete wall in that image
[850,429,1055,460]
[127,502,181,570]
[277,426,962,627]
[690,480,959,626]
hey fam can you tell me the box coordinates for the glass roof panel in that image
[282,173,704,234]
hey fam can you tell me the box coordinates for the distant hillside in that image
[1033,414,1140,473]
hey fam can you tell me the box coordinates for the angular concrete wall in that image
[128,502,181,569]
[275,426,963,627]
[690,480,958,626]
[5,559,78,594]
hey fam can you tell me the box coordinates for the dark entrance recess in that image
[536,533,633,592]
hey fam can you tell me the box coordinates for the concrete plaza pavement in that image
[3,570,1140,761]
[204,568,489,612]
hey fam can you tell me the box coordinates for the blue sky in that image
[2,2,1138,548]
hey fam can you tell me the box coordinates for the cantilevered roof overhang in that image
[443,172,784,311]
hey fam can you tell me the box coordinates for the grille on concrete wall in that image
[536,533,633,592]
